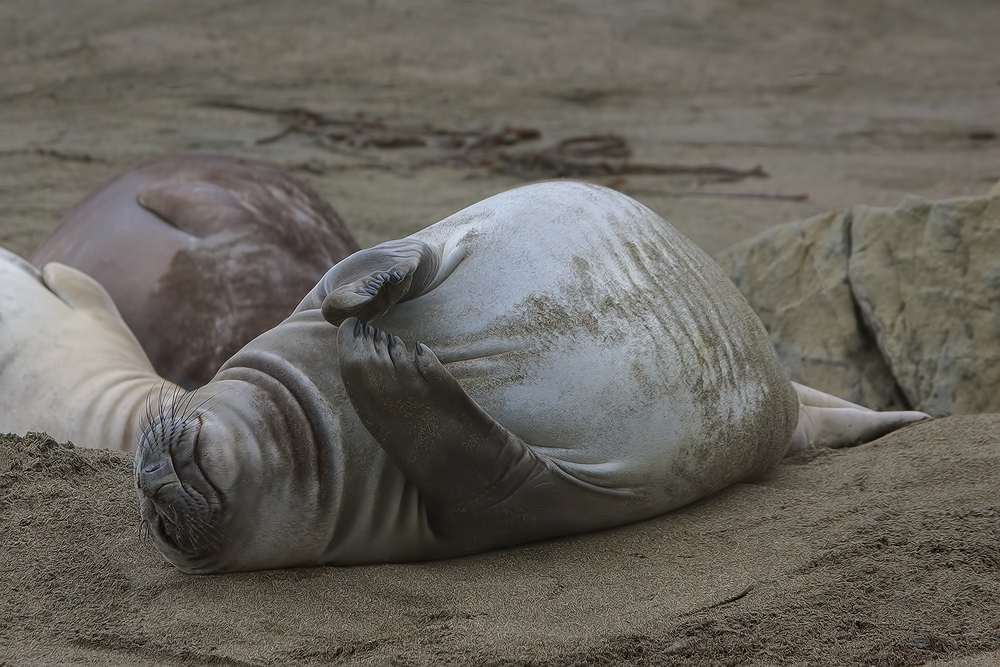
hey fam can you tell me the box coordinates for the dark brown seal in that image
[31,154,359,388]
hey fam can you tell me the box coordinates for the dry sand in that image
[2,418,998,666]
[1,1,998,665]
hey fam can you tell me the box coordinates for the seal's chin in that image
[135,413,226,571]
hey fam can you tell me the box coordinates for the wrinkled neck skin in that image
[63,370,177,453]
[134,351,340,574]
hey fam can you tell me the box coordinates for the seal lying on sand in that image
[0,250,182,451]
[31,154,359,388]
[128,182,927,573]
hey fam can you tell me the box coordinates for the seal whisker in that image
[158,380,174,418]
[178,513,228,552]
[178,387,231,422]
[137,380,175,452]
[156,497,222,552]
[182,390,232,424]
[173,516,219,548]
[167,384,188,422]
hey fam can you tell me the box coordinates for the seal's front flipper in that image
[337,317,541,514]
[319,239,445,325]
[786,383,930,453]
[337,317,605,550]
[41,262,151,362]
[42,263,123,322]
[137,180,247,238]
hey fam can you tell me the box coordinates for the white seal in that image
[130,182,927,573]
[0,250,179,451]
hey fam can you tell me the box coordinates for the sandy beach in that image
[1,1,998,664]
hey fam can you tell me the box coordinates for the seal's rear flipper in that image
[336,317,608,550]
[318,239,446,325]
[787,383,930,453]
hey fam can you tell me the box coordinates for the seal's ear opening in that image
[137,180,249,239]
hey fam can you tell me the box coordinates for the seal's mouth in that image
[135,411,226,566]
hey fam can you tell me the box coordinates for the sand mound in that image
[2,417,998,666]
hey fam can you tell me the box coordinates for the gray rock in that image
[848,194,1000,415]
[716,190,1000,416]
[714,211,906,410]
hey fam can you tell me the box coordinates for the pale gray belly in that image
[372,211,793,509]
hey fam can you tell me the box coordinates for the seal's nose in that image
[135,453,177,498]
[136,412,202,499]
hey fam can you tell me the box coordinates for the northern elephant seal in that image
[0,249,182,451]
[133,182,928,573]
[31,154,359,388]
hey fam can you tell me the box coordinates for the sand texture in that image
[2,417,998,666]
[1,1,999,665]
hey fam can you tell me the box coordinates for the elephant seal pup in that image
[0,248,180,451]
[31,154,360,389]
[134,182,928,573]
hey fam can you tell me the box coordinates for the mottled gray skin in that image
[31,154,359,389]
[135,182,926,574]
[135,182,804,573]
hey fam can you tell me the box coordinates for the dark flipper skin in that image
[321,239,444,326]
[336,317,631,552]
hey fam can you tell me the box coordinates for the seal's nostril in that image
[143,461,165,475]
[137,456,175,497]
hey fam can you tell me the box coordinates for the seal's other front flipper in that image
[336,317,616,552]
[137,180,248,238]
[787,382,930,453]
[42,263,126,325]
[316,239,443,325]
